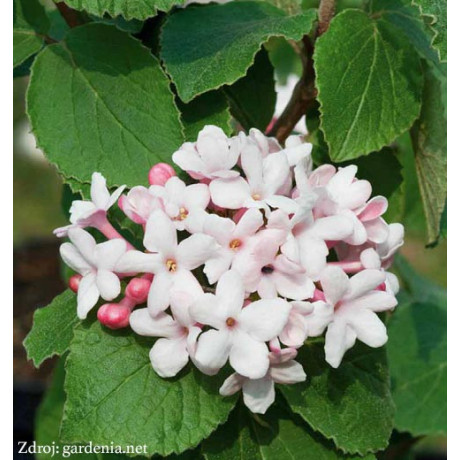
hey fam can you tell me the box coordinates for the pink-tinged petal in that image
[386,272,399,295]
[203,214,235,244]
[177,234,218,270]
[94,238,127,270]
[257,276,278,299]
[348,291,397,312]
[69,201,97,223]
[68,228,96,263]
[239,298,291,341]
[365,218,389,244]
[241,143,264,190]
[272,268,315,301]
[219,373,246,396]
[357,196,388,221]
[144,209,177,255]
[90,172,110,208]
[279,311,308,347]
[297,237,328,281]
[378,223,405,260]
[190,293,227,329]
[328,165,357,190]
[233,208,264,238]
[183,208,208,234]
[320,266,349,306]
[170,278,204,326]
[304,301,334,336]
[283,140,312,167]
[130,309,181,338]
[269,347,298,364]
[184,183,210,210]
[291,301,314,315]
[270,360,306,384]
[263,152,291,195]
[229,331,270,379]
[265,195,299,214]
[59,242,92,275]
[148,271,173,316]
[324,320,348,368]
[120,186,158,224]
[348,310,388,348]
[77,273,99,319]
[216,270,246,318]
[164,176,186,204]
[194,329,232,374]
[210,177,251,209]
[204,253,233,285]
[150,337,189,378]
[347,269,386,300]
[242,377,275,414]
[341,180,372,209]
[186,325,202,358]
[267,209,291,232]
[309,164,336,187]
[197,126,234,172]
[108,185,126,208]
[115,251,161,274]
[360,248,381,269]
[312,215,354,241]
[96,269,120,301]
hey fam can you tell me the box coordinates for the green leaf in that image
[281,343,394,455]
[61,321,237,456]
[388,257,446,435]
[178,91,233,142]
[203,403,375,459]
[412,0,447,62]
[410,63,447,246]
[161,2,316,102]
[27,23,184,187]
[223,48,276,132]
[369,0,439,63]
[315,9,422,162]
[13,0,50,68]
[24,290,79,367]
[60,0,185,20]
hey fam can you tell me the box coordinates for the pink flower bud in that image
[148,163,176,186]
[97,303,131,329]
[125,277,151,303]
[68,274,82,293]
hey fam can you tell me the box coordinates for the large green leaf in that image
[281,343,394,455]
[60,0,185,20]
[314,9,422,162]
[61,321,237,456]
[202,403,375,459]
[161,2,316,102]
[412,0,447,62]
[223,48,276,132]
[24,289,79,367]
[411,63,447,246]
[388,257,447,435]
[27,23,184,187]
[13,0,50,68]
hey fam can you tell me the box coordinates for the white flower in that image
[279,301,314,348]
[150,176,210,233]
[317,266,397,368]
[172,125,240,180]
[119,186,162,225]
[202,208,264,284]
[210,139,296,213]
[59,228,127,319]
[115,209,218,316]
[54,172,125,237]
[190,270,291,378]
[219,348,306,414]
[129,281,203,378]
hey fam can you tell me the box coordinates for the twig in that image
[267,0,336,143]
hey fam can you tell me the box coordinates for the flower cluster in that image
[56,125,403,414]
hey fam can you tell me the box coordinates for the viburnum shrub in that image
[17,0,446,458]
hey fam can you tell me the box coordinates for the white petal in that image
[347,310,388,348]
[262,151,290,195]
[360,248,381,269]
[68,228,96,264]
[320,266,349,306]
[312,215,354,241]
[94,238,127,270]
[148,271,173,316]
[184,183,210,210]
[194,329,232,374]
[270,360,306,384]
[219,373,245,396]
[59,242,92,275]
[279,311,308,348]
[324,320,349,368]
[364,218,389,244]
[297,237,328,280]
[348,291,397,312]
[115,251,161,274]
[108,184,126,208]
[347,269,386,299]
[216,270,246,318]
[233,208,264,238]
[190,293,227,329]
[203,214,235,244]
[130,309,181,338]
[242,377,275,414]
[239,298,291,342]
[204,253,233,285]
[210,177,251,209]
[90,172,110,208]
[177,234,218,270]
[144,209,177,255]
[96,269,120,301]
[304,301,334,337]
[77,273,99,319]
[172,148,205,175]
[229,331,270,379]
[150,337,189,377]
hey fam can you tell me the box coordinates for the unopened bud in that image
[97,303,131,329]
[125,277,151,304]
[148,163,176,186]
[68,274,82,293]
